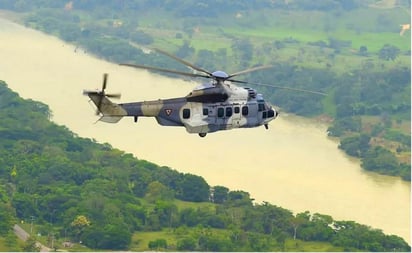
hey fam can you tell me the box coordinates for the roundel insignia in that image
[165,109,172,116]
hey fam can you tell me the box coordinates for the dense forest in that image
[0,0,409,180]
[0,81,410,251]
[0,0,410,251]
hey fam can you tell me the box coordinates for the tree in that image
[231,39,254,66]
[211,186,229,204]
[291,212,309,240]
[70,215,90,241]
[362,146,399,174]
[331,221,410,251]
[177,236,197,250]
[145,181,174,202]
[227,190,253,206]
[148,238,168,250]
[176,40,195,59]
[152,200,178,228]
[248,232,271,251]
[71,215,91,227]
[339,133,370,157]
[60,23,81,42]
[100,224,132,250]
[12,193,36,220]
[81,225,105,248]
[301,213,334,241]
[379,44,400,61]
[358,46,368,56]
[198,233,233,251]
[4,233,20,251]
[82,224,132,250]
[22,236,41,252]
[177,174,210,202]
[179,208,198,227]
[0,203,16,236]
[196,49,216,71]
[130,30,154,45]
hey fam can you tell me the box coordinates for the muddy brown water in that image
[0,18,409,243]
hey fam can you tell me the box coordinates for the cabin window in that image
[242,106,249,116]
[234,106,240,114]
[263,111,267,119]
[226,107,233,117]
[203,108,209,116]
[258,103,265,112]
[183,108,190,119]
[217,107,224,118]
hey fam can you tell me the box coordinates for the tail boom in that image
[86,94,127,123]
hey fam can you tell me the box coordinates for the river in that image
[0,17,410,243]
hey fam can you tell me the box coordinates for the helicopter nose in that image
[266,103,277,119]
[268,108,276,118]
[273,108,279,117]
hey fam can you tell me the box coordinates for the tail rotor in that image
[83,73,121,115]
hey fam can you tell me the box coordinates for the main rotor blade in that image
[120,63,211,79]
[102,73,108,90]
[231,79,327,95]
[228,65,274,79]
[153,48,213,76]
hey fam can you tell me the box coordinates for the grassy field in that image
[284,238,344,251]
[145,23,410,53]
[12,221,342,252]
[131,230,173,251]
[137,6,411,52]
[130,228,345,251]
[173,199,216,210]
[0,236,24,251]
[134,6,410,78]
[0,238,8,251]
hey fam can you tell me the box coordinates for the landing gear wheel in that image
[199,133,207,137]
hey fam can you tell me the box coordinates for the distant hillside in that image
[0,80,410,251]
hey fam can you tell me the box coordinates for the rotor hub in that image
[211,71,229,80]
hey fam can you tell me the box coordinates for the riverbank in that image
[0,17,409,243]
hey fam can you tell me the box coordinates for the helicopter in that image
[83,49,325,137]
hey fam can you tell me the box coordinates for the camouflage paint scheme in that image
[86,82,278,137]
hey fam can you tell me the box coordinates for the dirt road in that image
[13,224,52,252]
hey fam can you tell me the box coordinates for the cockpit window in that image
[268,109,275,118]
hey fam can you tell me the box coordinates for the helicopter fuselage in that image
[83,49,324,137]
[87,82,278,137]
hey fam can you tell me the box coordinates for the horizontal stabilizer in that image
[100,115,123,123]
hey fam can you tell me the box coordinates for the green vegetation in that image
[0,81,410,251]
[1,0,408,179]
[0,0,410,250]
